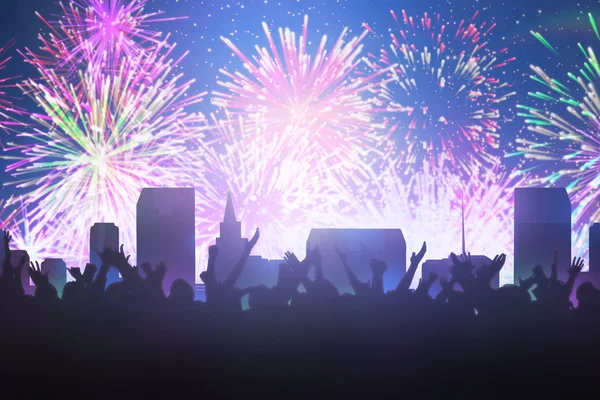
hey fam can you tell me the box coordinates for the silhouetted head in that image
[494,285,532,312]
[62,281,84,304]
[34,285,59,302]
[168,279,195,305]
[577,282,600,308]
[248,285,270,310]
[106,281,130,303]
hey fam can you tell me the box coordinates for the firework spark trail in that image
[0,39,27,131]
[0,197,70,264]
[213,15,389,186]
[2,39,207,266]
[367,10,516,175]
[29,0,186,78]
[512,14,600,259]
[349,160,523,286]
[183,111,360,274]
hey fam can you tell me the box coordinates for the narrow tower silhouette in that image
[461,195,466,256]
[215,192,248,283]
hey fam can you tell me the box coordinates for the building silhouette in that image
[422,199,496,296]
[213,192,283,289]
[306,228,406,294]
[41,258,67,297]
[137,188,195,295]
[514,188,571,284]
[214,192,248,283]
[589,223,600,286]
[90,223,120,286]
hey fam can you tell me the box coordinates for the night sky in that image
[1,0,599,185]
[1,0,599,223]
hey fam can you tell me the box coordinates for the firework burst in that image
[213,15,388,186]
[185,111,360,273]
[512,13,600,258]
[28,0,185,77]
[349,160,523,286]
[0,39,26,131]
[366,10,515,174]
[2,40,206,266]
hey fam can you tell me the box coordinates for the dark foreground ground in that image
[2,302,599,399]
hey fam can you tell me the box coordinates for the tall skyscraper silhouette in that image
[215,192,248,283]
[137,188,195,294]
[41,258,67,297]
[90,223,120,286]
[589,223,600,285]
[514,188,571,283]
[306,228,406,294]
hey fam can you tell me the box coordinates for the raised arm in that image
[435,276,456,303]
[93,249,111,291]
[369,259,387,296]
[566,257,585,293]
[200,245,219,304]
[415,272,438,298]
[2,230,12,267]
[223,228,259,288]
[336,246,369,296]
[396,241,426,293]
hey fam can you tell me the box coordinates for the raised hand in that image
[438,276,456,295]
[396,241,427,293]
[491,254,507,272]
[117,245,131,266]
[245,228,260,253]
[416,272,438,297]
[82,263,98,284]
[3,230,11,249]
[67,267,83,282]
[29,261,49,287]
[284,251,301,268]
[568,257,585,277]
[410,242,427,266]
[2,230,12,264]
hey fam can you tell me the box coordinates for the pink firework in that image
[2,37,206,267]
[27,0,185,77]
[349,159,524,286]
[0,39,26,131]
[366,10,515,175]
[185,111,359,275]
[213,15,390,186]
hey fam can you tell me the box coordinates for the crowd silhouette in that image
[1,226,600,398]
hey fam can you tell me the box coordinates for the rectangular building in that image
[90,223,121,286]
[514,188,571,284]
[137,188,195,295]
[41,258,67,297]
[590,223,600,286]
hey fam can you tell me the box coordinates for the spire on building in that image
[461,194,466,256]
[224,191,237,223]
